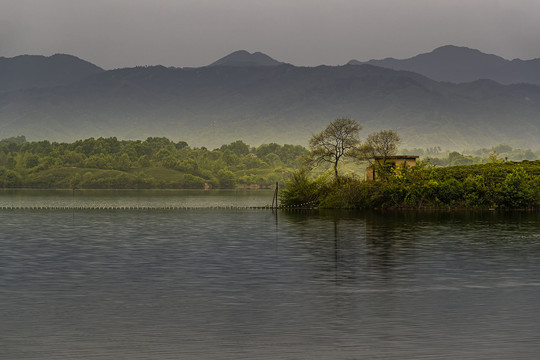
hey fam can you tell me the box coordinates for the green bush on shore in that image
[280,161,540,209]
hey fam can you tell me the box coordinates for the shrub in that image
[436,178,464,205]
[1,169,21,187]
[497,168,535,208]
[462,175,491,207]
[217,169,236,188]
[280,170,324,207]
[181,174,206,189]
[533,176,540,206]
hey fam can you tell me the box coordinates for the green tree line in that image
[0,136,308,189]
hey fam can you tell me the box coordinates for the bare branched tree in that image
[308,117,362,184]
[361,129,401,164]
[359,130,401,181]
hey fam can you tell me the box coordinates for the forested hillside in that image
[0,136,307,189]
[1,62,540,150]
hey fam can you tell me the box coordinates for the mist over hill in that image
[348,45,540,86]
[0,49,539,150]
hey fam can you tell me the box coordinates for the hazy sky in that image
[1,0,540,69]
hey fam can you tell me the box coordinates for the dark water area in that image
[1,196,540,359]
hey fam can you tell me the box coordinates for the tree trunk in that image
[334,162,340,185]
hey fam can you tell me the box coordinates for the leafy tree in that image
[0,136,26,153]
[277,144,309,167]
[155,148,172,161]
[25,154,40,168]
[176,158,198,174]
[244,155,267,169]
[221,150,240,166]
[217,169,236,188]
[114,153,132,171]
[0,152,7,166]
[6,156,16,169]
[138,155,151,168]
[62,151,85,167]
[161,155,177,169]
[255,143,281,157]
[308,117,362,184]
[175,141,189,149]
[220,140,250,156]
[264,153,282,168]
[145,137,175,153]
[69,173,82,189]
[89,154,114,169]
[2,169,21,187]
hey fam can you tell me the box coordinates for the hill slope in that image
[0,63,539,150]
[0,54,104,93]
[348,45,540,85]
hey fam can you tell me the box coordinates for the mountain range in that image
[0,46,539,150]
[348,45,540,86]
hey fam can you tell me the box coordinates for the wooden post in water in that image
[271,182,279,209]
[276,182,279,209]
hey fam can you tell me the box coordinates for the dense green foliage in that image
[0,136,307,189]
[403,144,539,166]
[281,160,540,209]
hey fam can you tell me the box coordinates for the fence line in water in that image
[0,185,319,210]
[0,204,317,210]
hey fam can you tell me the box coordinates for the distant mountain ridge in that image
[0,61,539,150]
[348,45,540,85]
[209,50,283,67]
[0,54,104,93]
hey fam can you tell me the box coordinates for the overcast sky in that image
[1,0,539,69]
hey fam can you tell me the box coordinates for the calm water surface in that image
[1,191,540,359]
[0,189,273,208]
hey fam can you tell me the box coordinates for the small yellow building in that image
[366,155,419,181]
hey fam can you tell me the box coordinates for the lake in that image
[1,190,540,359]
[0,189,275,208]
